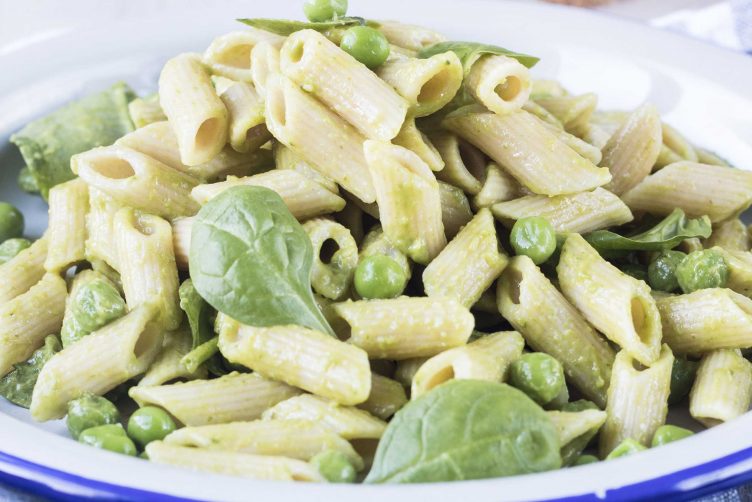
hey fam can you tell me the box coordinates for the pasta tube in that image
[171,217,192,271]
[280,29,408,140]
[333,297,473,360]
[472,163,521,210]
[262,394,387,440]
[547,409,607,465]
[466,55,532,115]
[376,21,446,51]
[265,75,375,203]
[430,132,486,194]
[364,140,446,264]
[303,218,358,300]
[492,188,633,233]
[191,170,345,220]
[558,234,662,366]
[392,118,444,172]
[423,208,509,307]
[534,93,597,137]
[128,93,166,128]
[357,375,408,420]
[0,236,47,303]
[394,358,428,389]
[250,41,280,98]
[203,29,284,82]
[705,219,749,251]
[498,256,615,407]
[656,289,752,354]
[218,321,371,406]
[621,161,752,223]
[274,143,339,194]
[377,51,462,117]
[601,104,662,195]
[443,109,612,195]
[114,208,182,330]
[129,372,302,426]
[213,77,269,153]
[0,273,67,377]
[159,53,228,165]
[44,178,89,272]
[439,181,474,239]
[139,326,206,387]
[599,345,674,457]
[31,303,163,421]
[145,442,324,482]
[411,331,524,399]
[72,145,200,219]
[690,349,752,427]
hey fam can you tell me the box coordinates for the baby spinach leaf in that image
[585,209,711,253]
[189,185,334,336]
[366,380,561,483]
[0,335,61,408]
[238,16,366,36]
[418,41,539,73]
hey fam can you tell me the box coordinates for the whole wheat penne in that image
[690,349,752,427]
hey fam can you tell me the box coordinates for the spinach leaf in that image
[418,41,539,73]
[0,335,61,408]
[237,16,366,36]
[178,279,227,376]
[189,185,334,336]
[366,380,560,483]
[585,209,711,253]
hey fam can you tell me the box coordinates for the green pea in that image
[675,249,728,293]
[79,424,137,456]
[651,425,693,447]
[620,263,648,283]
[510,216,557,265]
[127,406,177,447]
[71,279,127,333]
[340,26,390,68]
[66,394,120,439]
[668,356,699,405]
[0,238,31,264]
[303,0,347,22]
[354,255,407,299]
[606,438,646,460]
[648,250,686,292]
[561,399,598,413]
[0,202,24,242]
[310,450,357,483]
[508,353,565,405]
[574,454,599,466]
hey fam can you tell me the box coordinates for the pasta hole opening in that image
[216,44,252,70]
[417,66,454,105]
[495,77,522,102]
[90,157,135,179]
[287,40,305,64]
[134,325,161,359]
[507,269,523,305]
[319,238,339,264]
[458,140,486,183]
[630,296,652,344]
[631,359,647,372]
[195,118,223,150]
[423,365,455,392]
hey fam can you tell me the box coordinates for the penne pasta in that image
[44,178,89,272]
[439,181,474,239]
[303,218,358,300]
[274,143,339,194]
[534,93,597,138]
[705,219,749,251]
[547,409,607,466]
[250,41,280,98]
[203,29,284,82]
[466,55,532,115]
[376,21,446,51]
[128,93,166,128]
[213,76,270,153]
[430,132,486,194]
[472,163,521,210]
[357,374,408,420]
[689,349,752,427]
[0,236,48,303]
[392,118,445,172]
[139,326,206,387]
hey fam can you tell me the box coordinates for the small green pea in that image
[668,356,699,405]
[303,0,347,22]
[508,353,565,405]
[79,424,137,456]
[0,238,31,264]
[310,450,357,483]
[561,399,598,413]
[620,263,648,283]
[354,255,407,299]
[71,279,127,333]
[648,250,686,292]
[675,249,728,293]
[574,454,599,466]
[606,438,647,460]
[127,406,177,447]
[340,26,390,68]
[510,217,557,265]
[66,394,120,439]
[651,425,694,447]
[0,202,24,242]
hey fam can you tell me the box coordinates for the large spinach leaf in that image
[585,209,711,253]
[238,16,366,36]
[189,186,334,336]
[365,380,561,483]
[418,41,539,73]
[0,335,61,408]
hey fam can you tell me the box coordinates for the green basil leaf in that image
[189,185,334,336]
[418,41,539,73]
[585,209,711,253]
[237,16,366,36]
[366,380,561,483]
[0,335,61,408]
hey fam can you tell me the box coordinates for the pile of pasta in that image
[2,16,752,483]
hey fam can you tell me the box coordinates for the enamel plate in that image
[0,0,751,500]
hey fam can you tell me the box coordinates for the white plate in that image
[1,0,751,500]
